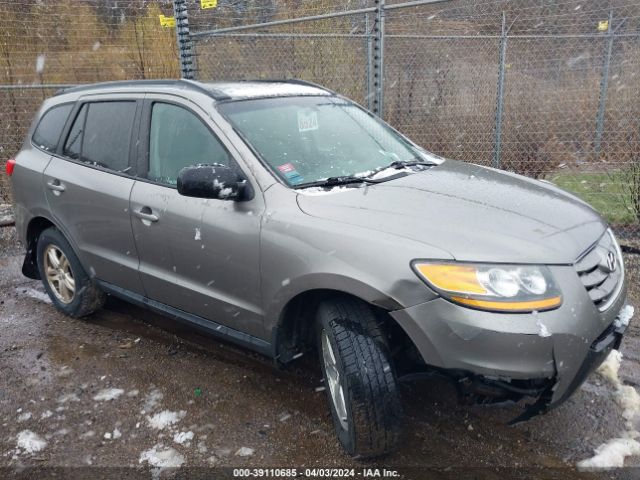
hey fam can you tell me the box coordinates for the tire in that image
[36,227,105,318]
[316,296,403,458]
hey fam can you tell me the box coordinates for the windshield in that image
[218,96,441,187]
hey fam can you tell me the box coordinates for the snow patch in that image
[614,305,635,329]
[147,410,186,430]
[93,388,124,401]
[616,385,640,422]
[57,393,80,403]
[577,436,640,470]
[139,444,185,468]
[17,430,47,454]
[194,228,201,241]
[535,319,551,338]
[578,348,640,469]
[17,287,51,304]
[18,412,32,422]
[235,446,255,457]
[298,186,353,196]
[173,431,194,445]
[219,187,233,198]
[40,410,53,419]
[597,349,622,386]
[144,389,164,412]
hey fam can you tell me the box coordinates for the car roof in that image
[56,79,333,102]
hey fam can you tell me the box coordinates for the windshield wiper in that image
[385,158,438,169]
[296,175,381,189]
[295,158,437,189]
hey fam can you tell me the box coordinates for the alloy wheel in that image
[43,244,75,304]
[321,329,348,430]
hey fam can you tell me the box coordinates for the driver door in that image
[129,96,264,338]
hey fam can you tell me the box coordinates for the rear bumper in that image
[390,265,629,417]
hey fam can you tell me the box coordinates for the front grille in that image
[575,231,623,311]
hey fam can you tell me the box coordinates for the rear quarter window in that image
[31,104,73,152]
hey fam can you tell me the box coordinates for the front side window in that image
[218,96,440,187]
[148,103,231,186]
[62,101,136,173]
[32,103,73,152]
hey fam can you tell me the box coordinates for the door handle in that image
[46,180,66,193]
[133,207,159,223]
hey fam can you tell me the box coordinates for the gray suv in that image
[8,79,630,458]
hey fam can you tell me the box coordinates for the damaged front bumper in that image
[390,265,630,423]
[509,314,628,424]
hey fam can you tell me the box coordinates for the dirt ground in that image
[1,225,639,479]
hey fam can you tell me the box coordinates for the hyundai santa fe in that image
[7,79,631,458]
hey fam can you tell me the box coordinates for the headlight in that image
[412,261,562,312]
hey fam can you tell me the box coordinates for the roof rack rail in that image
[55,79,231,100]
[179,78,230,100]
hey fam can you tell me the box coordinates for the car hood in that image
[296,160,606,264]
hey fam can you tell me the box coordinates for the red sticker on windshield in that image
[277,163,296,173]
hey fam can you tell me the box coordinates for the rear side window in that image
[32,104,73,152]
[62,101,137,173]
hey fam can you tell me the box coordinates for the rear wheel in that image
[316,296,403,458]
[36,227,105,317]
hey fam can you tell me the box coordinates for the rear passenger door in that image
[43,95,145,294]
[129,95,264,338]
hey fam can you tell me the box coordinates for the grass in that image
[549,171,638,226]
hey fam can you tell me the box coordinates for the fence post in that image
[594,10,615,161]
[173,0,195,79]
[365,14,374,111]
[372,0,385,117]
[493,12,507,169]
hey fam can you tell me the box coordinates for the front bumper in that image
[390,265,629,416]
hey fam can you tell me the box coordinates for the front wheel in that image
[316,296,403,458]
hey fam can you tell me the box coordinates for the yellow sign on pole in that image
[159,15,176,28]
[201,0,218,9]
[598,20,609,32]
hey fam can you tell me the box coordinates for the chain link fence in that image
[1,0,639,245]
[185,0,640,241]
[0,0,179,204]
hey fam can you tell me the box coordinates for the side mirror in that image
[177,164,248,201]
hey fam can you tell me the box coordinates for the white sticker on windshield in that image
[298,110,319,132]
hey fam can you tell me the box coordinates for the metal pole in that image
[192,7,377,37]
[365,14,374,111]
[493,12,508,169]
[0,84,76,90]
[191,0,450,37]
[373,0,385,117]
[173,0,195,79]
[594,10,615,161]
[384,0,450,10]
